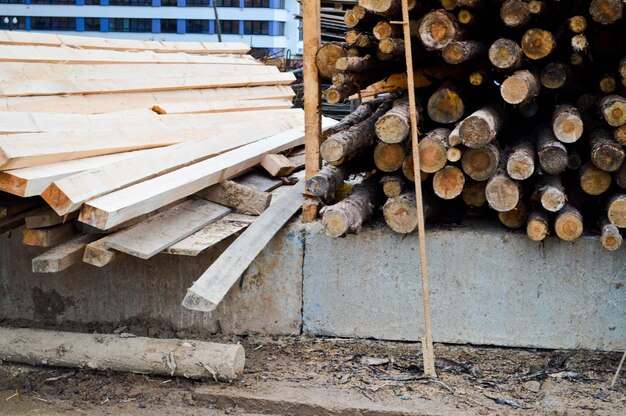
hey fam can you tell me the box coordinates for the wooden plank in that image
[32,234,98,273]
[153,99,293,115]
[42,111,304,215]
[0,151,144,197]
[0,62,276,83]
[0,31,250,54]
[182,181,304,312]
[22,222,76,247]
[0,45,260,65]
[302,0,322,222]
[350,71,433,100]
[261,154,297,177]
[104,199,230,259]
[235,171,283,192]
[0,72,296,97]
[0,109,303,169]
[0,194,41,219]
[25,207,77,229]
[83,236,117,267]
[78,127,310,230]
[0,85,295,113]
[197,181,272,215]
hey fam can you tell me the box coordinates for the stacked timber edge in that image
[304,0,626,251]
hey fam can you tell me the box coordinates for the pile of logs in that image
[309,0,626,251]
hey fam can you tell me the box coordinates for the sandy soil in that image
[0,332,623,415]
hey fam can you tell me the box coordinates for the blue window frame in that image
[186,0,209,5]
[244,20,268,35]
[218,20,239,34]
[108,17,151,32]
[31,16,76,30]
[215,0,238,7]
[108,0,151,5]
[161,18,177,32]
[85,17,100,30]
[187,19,210,33]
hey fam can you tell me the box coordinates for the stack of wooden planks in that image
[0,30,334,273]
[308,0,626,251]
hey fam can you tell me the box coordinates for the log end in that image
[489,39,521,69]
[555,207,583,241]
[507,154,534,180]
[553,114,583,143]
[427,88,465,124]
[319,138,345,164]
[383,196,418,234]
[462,146,500,181]
[459,116,493,148]
[375,115,410,144]
[446,146,463,163]
[601,223,623,251]
[486,175,520,212]
[419,10,458,50]
[374,143,405,172]
[498,202,528,229]
[321,209,350,237]
[433,166,465,200]
[589,0,623,25]
[602,98,626,127]
[540,187,566,212]
[521,29,555,60]
[608,195,626,228]
[501,75,533,104]
[419,139,448,173]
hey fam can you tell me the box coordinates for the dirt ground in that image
[0,330,624,416]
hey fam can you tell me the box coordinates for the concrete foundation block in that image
[303,221,625,351]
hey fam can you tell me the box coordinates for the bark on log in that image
[540,62,568,89]
[614,161,626,189]
[383,191,436,233]
[0,327,245,382]
[506,141,535,180]
[336,55,377,72]
[427,83,465,124]
[500,0,530,28]
[607,194,626,228]
[521,28,555,60]
[589,0,623,25]
[526,209,549,241]
[461,143,500,181]
[442,41,484,65]
[554,204,583,241]
[306,164,349,201]
[324,85,360,104]
[331,71,377,88]
[459,106,503,148]
[489,38,523,70]
[552,104,584,143]
[321,180,381,237]
[316,43,348,80]
[537,175,566,212]
[418,9,461,50]
[378,38,405,58]
[500,70,540,105]
[345,6,382,28]
[580,163,612,195]
[374,142,406,172]
[590,129,625,172]
[600,95,626,127]
[600,221,623,251]
[486,171,521,212]
[380,175,405,198]
[375,95,412,144]
[322,96,386,141]
[359,0,415,18]
[461,179,487,207]
[433,165,465,199]
[537,127,568,175]
[498,200,528,229]
[419,128,451,173]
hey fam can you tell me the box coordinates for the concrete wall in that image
[1,220,624,351]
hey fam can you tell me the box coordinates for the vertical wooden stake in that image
[302,0,322,222]
[399,0,437,377]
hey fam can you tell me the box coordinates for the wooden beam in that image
[0,86,295,113]
[182,181,304,311]
[152,99,293,115]
[78,126,324,230]
[104,199,230,259]
[42,112,303,215]
[261,154,297,177]
[32,234,98,273]
[22,222,76,247]
[197,181,272,215]
[25,208,77,229]
[349,71,434,100]
[83,236,118,267]
[0,73,296,97]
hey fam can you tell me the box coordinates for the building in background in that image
[0,0,301,56]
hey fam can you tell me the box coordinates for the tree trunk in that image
[540,62,569,89]
[552,104,584,143]
[568,15,587,33]
[459,106,503,148]
[374,142,406,172]
[498,200,528,229]
[554,204,583,241]
[600,220,623,251]
[590,129,625,172]
[375,95,413,144]
[418,10,461,50]
[579,163,612,195]
[316,43,349,80]
[378,37,405,58]
[461,143,501,181]
[500,0,530,28]
[427,83,465,124]
[537,175,566,212]
[433,165,466,199]
[442,41,485,64]
[500,70,540,104]
[380,175,405,198]
[373,20,402,40]
[521,28,555,60]
[419,128,451,173]
[383,191,437,233]
[322,96,387,140]
[506,141,535,180]
[607,194,626,228]
[537,127,568,174]
[600,95,626,127]
[526,209,549,241]
[486,170,521,212]
[461,179,487,207]
[489,38,523,70]
[306,164,349,201]
[321,180,381,237]
[589,0,623,24]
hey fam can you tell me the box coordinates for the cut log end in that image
[498,201,528,229]
[500,0,530,28]
[500,70,539,104]
[461,180,487,207]
[462,145,500,181]
[553,105,583,143]
[554,205,583,241]
[541,62,568,89]
[601,222,623,251]
[489,38,522,70]
[589,0,623,25]
[521,28,555,60]
[527,211,549,241]
[601,95,626,127]
[374,142,405,172]
[540,186,566,212]
[383,192,419,234]
[569,15,588,33]
[419,129,451,173]
[427,86,465,124]
[486,174,520,212]
[321,210,350,237]
[433,166,465,199]
[419,10,460,50]
[608,194,626,228]
[446,147,463,163]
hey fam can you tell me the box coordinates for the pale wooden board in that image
[32,234,98,273]
[104,199,230,259]
[197,181,272,215]
[153,99,293,115]
[0,85,295,113]
[235,171,283,192]
[0,62,276,83]
[182,181,304,311]
[22,222,76,247]
[25,207,77,229]
[83,237,117,267]
[42,111,304,215]
[0,72,296,97]
[0,31,250,54]
[0,44,261,65]
[261,154,296,177]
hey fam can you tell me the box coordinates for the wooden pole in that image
[302,0,321,222]
[399,0,436,378]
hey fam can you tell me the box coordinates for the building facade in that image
[0,0,300,54]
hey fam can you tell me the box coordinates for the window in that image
[0,0,26,4]
[187,19,209,34]
[108,0,151,5]
[161,0,177,6]
[244,20,268,35]
[109,18,151,32]
[161,18,177,33]
[186,0,209,5]
[215,0,239,7]
[31,17,76,31]
[85,0,100,4]
[275,21,284,35]
[244,0,268,7]
[30,0,76,4]
[218,20,239,34]
[85,17,100,31]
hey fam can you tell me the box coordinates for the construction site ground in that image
[0,328,624,416]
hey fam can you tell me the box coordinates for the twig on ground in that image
[610,351,625,388]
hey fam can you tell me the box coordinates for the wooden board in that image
[197,181,272,215]
[32,234,98,273]
[153,99,293,115]
[42,111,304,215]
[104,199,230,259]
[0,31,250,54]
[22,222,76,247]
[0,86,295,113]
[25,207,77,228]
[0,45,260,65]
[0,72,296,97]
[83,237,117,267]
[182,181,304,312]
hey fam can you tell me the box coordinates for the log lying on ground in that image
[600,221,623,251]
[526,209,549,241]
[0,327,244,381]
[537,128,568,175]
[321,180,381,237]
[554,204,583,241]
[306,164,349,201]
[383,191,437,233]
